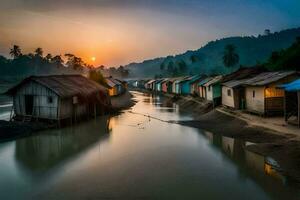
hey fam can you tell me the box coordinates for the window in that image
[47,96,53,104]
[252,90,256,98]
[227,89,231,96]
[208,86,211,91]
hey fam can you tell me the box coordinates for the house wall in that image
[181,82,190,95]
[245,86,265,114]
[206,86,213,101]
[222,86,235,108]
[213,84,222,99]
[13,81,59,119]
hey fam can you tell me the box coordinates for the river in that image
[0,91,299,199]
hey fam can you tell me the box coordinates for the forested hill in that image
[125,27,300,78]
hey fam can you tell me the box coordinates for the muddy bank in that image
[111,90,136,110]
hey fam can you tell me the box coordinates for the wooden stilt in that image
[94,103,97,119]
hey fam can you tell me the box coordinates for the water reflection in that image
[203,131,297,199]
[15,116,111,174]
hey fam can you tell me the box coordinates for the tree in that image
[35,48,43,57]
[88,70,107,87]
[190,55,198,63]
[222,44,239,68]
[167,61,174,73]
[52,55,64,68]
[45,53,53,62]
[178,60,188,73]
[264,29,271,36]
[9,45,22,59]
[65,53,84,70]
[160,62,165,70]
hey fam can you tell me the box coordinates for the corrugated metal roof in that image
[198,77,213,86]
[6,75,108,99]
[280,79,300,91]
[222,79,248,88]
[203,75,223,87]
[106,77,122,88]
[242,71,296,86]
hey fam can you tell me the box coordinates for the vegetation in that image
[265,37,300,71]
[88,70,108,86]
[96,65,129,79]
[222,44,239,68]
[125,27,300,77]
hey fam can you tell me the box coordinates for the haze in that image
[0,0,299,67]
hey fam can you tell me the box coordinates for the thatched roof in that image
[106,77,122,88]
[5,75,109,99]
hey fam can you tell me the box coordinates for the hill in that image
[125,28,300,78]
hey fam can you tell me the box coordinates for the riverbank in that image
[168,95,300,185]
[132,89,300,184]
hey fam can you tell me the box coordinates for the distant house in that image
[173,77,188,94]
[180,75,203,95]
[161,79,170,93]
[106,77,124,96]
[5,75,111,122]
[198,77,213,99]
[221,67,266,109]
[242,71,299,115]
[156,79,165,92]
[190,76,207,95]
[203,76,223,106]
[145,80,155,90]
[280,79,300,127]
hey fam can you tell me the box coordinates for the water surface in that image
[0,92,299,199]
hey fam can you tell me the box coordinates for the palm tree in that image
[52,55,64,68]
[45,53,53,62]
[223,44,239,68]
[35,48,43,57]
[9,45,22,59]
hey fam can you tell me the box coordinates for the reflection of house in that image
[6,75,111,122]
[242,71,298,116]
[280,79,300,127]
[15,117,110,171]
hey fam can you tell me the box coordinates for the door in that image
[25,95,34,115]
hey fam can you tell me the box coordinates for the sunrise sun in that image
[91,56,96,62]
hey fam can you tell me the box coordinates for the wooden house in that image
[5,75,111,122]
[155,79,164,91]
[161,79,170,93]
[221,67,266,109]
[242,71,299,116]
[145,80,155,90]
[173,77,188,94]
[180,75,203,95]
[106,77,124,96]
[280,79,300,127]
[203,76,223,106]
[190,76,206,96]
[198,77,213,99]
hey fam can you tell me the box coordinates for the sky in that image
[0,0,300,67]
